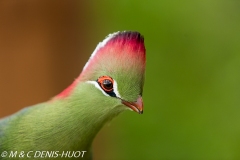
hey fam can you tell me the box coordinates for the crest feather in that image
[83,31,145,71]
[56,31,146,98]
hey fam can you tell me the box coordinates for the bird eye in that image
[97,76,114,92]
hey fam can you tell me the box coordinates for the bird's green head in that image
[57,31,146,114]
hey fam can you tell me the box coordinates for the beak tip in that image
[121,96,144,114]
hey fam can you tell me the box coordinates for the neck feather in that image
[2,82,124,157]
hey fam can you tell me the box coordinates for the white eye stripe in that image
[113,80,121,98]
[86,81,109,97]
[86,79,122,99]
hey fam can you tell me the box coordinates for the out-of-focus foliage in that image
[92,1,240,160]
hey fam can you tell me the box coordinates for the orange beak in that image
[121,96,143,114]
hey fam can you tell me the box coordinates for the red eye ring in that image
[97,76,114,92]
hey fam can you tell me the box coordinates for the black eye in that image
[102,79,113,91]
[97,76,114,92]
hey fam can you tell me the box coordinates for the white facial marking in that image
[113,80,121,98]
[86,78,122,99]
[86,81,109,97]
[83,31,120,71]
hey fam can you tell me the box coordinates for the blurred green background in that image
[0,0,240,160]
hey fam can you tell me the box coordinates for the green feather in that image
[0,82,126,159]
[0,31,146,160]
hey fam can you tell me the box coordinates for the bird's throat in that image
[49,82,124,152]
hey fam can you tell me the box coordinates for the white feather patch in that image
[113,80,121,98]
[83,31,120,71]
[86,81,109,97]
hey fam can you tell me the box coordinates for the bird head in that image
[57,31,146,114]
